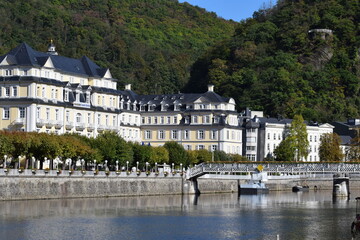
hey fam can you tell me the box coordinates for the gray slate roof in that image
[0,42,110,78]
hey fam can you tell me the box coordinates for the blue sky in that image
[178,0,276,22]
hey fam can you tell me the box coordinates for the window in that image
[3,107,9,119]
[46,108,50,120]
[55,89,58,99]
[167,116,171,124]
[5,87,10,97]
[184,130,189,140]
[140,105,145,111]
[97,114,101,124]
[198,130,204,139]
[193,116,198,124]
[12,87,17,97]
[66,111,70,122]
[274,133,276,140]
[148,117,152,124]
[88,113,91,123]
[105,115,109,125]
[246,137,256,143]
[315,136,317,142]
[197,145,205,150]
[5,69,13,76]
[203,115,210,124]
[113,116,116,126]
[154,117,158,124]
[173,116,177,124]
[267,133,270,139]
[160,117,164,124]
[246,146,256,151]
[144,130,152,139]
[76,113,82,123]
[247,128,256,133]
[36,107,41,119]
[211,145,218,151]
[213,116,219,124]
[19,107,26,118]
[158,130,165,139]
[55,109,59,121]
[64,91,69,102]
[267,143,270,150]
[278,134,281,140]
[142,117,145,124]
[51,89,55,99]
[171,130,178,139]
[184,145,192,150]
[211,130,217,139]
[42,87,45,98]
[310,135,312,142]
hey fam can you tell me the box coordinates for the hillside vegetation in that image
[0,0,235,94]
[184,0,360,122]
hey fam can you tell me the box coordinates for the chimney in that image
[125,84,131,91]
[208,84,214,92]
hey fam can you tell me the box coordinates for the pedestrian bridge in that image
[187,162,360,180]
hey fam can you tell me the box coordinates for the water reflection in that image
[0,191,359,240]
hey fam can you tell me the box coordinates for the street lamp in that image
[116,160,119,171]
[155,162,158,172]
[145,162,149,172]
[81,159,85,171]
[4,155,7,169]
[18,156,21,169]
[105,160,108,171]
[31,156,35,169]
[126,161,129,172]
[180,163,183,172]
[136,161,139,172]
[172,163,174,173]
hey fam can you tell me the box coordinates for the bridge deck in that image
[187,162,360,179]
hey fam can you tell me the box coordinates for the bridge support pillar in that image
[183,178,200,195]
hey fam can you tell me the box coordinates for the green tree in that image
[346,130,360,162]
[289,114,309,161]
[274,137,295,161]
[319,133,344,162]
[149,146,169,165]
[163,141,188,166]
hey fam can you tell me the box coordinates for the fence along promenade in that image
[187,162,360,179]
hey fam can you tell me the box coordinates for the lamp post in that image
[18,156,21,169]
[145,162,149,172]
[4,155,7,169]
[105,160,108,171]
[126,161,129,172]
[172,163,174,173]
[93,159,96,171]
[116,160,119,171]
[44,157,47,170]
[31,156,35,169]
[136,161,139,172]
[155,162,158,172]
[180,163,183,172]
[81,159,85,171]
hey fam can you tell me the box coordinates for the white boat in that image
[239,167,269,194]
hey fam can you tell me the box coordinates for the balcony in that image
[86,123,95,131]
[12,118,25,125]
[36,118,48,127]
[75,122,85,131]
[65,121,74,130]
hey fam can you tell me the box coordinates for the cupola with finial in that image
[47,39,58,55]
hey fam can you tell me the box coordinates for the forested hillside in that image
[0,0,235,94]
[184,0,360,122]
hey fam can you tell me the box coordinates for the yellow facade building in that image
[0,43,242,154]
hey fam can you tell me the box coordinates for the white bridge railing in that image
[187,162,360,179]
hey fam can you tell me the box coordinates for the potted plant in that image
[146,171,150,176]
[164,171,168,177]
[32,168,37,174]
[69,169,74,174]
[126,171,131,175]
[105,170,110,176]
[116,171,121,175]
[93,169,99,175]
[44,168,50,173]
[155,171,159,176]
[136,170,141,176]
[18,167,24,173]
[81,170,86,175]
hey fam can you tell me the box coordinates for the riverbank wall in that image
[1,169,360,200]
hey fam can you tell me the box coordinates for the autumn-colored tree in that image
[319,133,344,162]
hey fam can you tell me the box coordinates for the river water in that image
[0,190,358,240]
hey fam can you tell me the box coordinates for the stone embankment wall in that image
[0,177,183,201]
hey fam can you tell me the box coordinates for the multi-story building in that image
[0,42,242,154]
[0,42,335,160]
[241,109,334,162]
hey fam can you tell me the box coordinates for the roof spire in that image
[47,39,58,55]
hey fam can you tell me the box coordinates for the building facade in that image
[0,43,335,160]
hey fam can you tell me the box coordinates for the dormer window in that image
[149,104,155,111]
[161,104,169,111]
[184,116,190,124]
[5,69,12,76]
[64,90,69,102]
[174,104,181,111]
[213,116,220,124]
[140,105,145,111]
